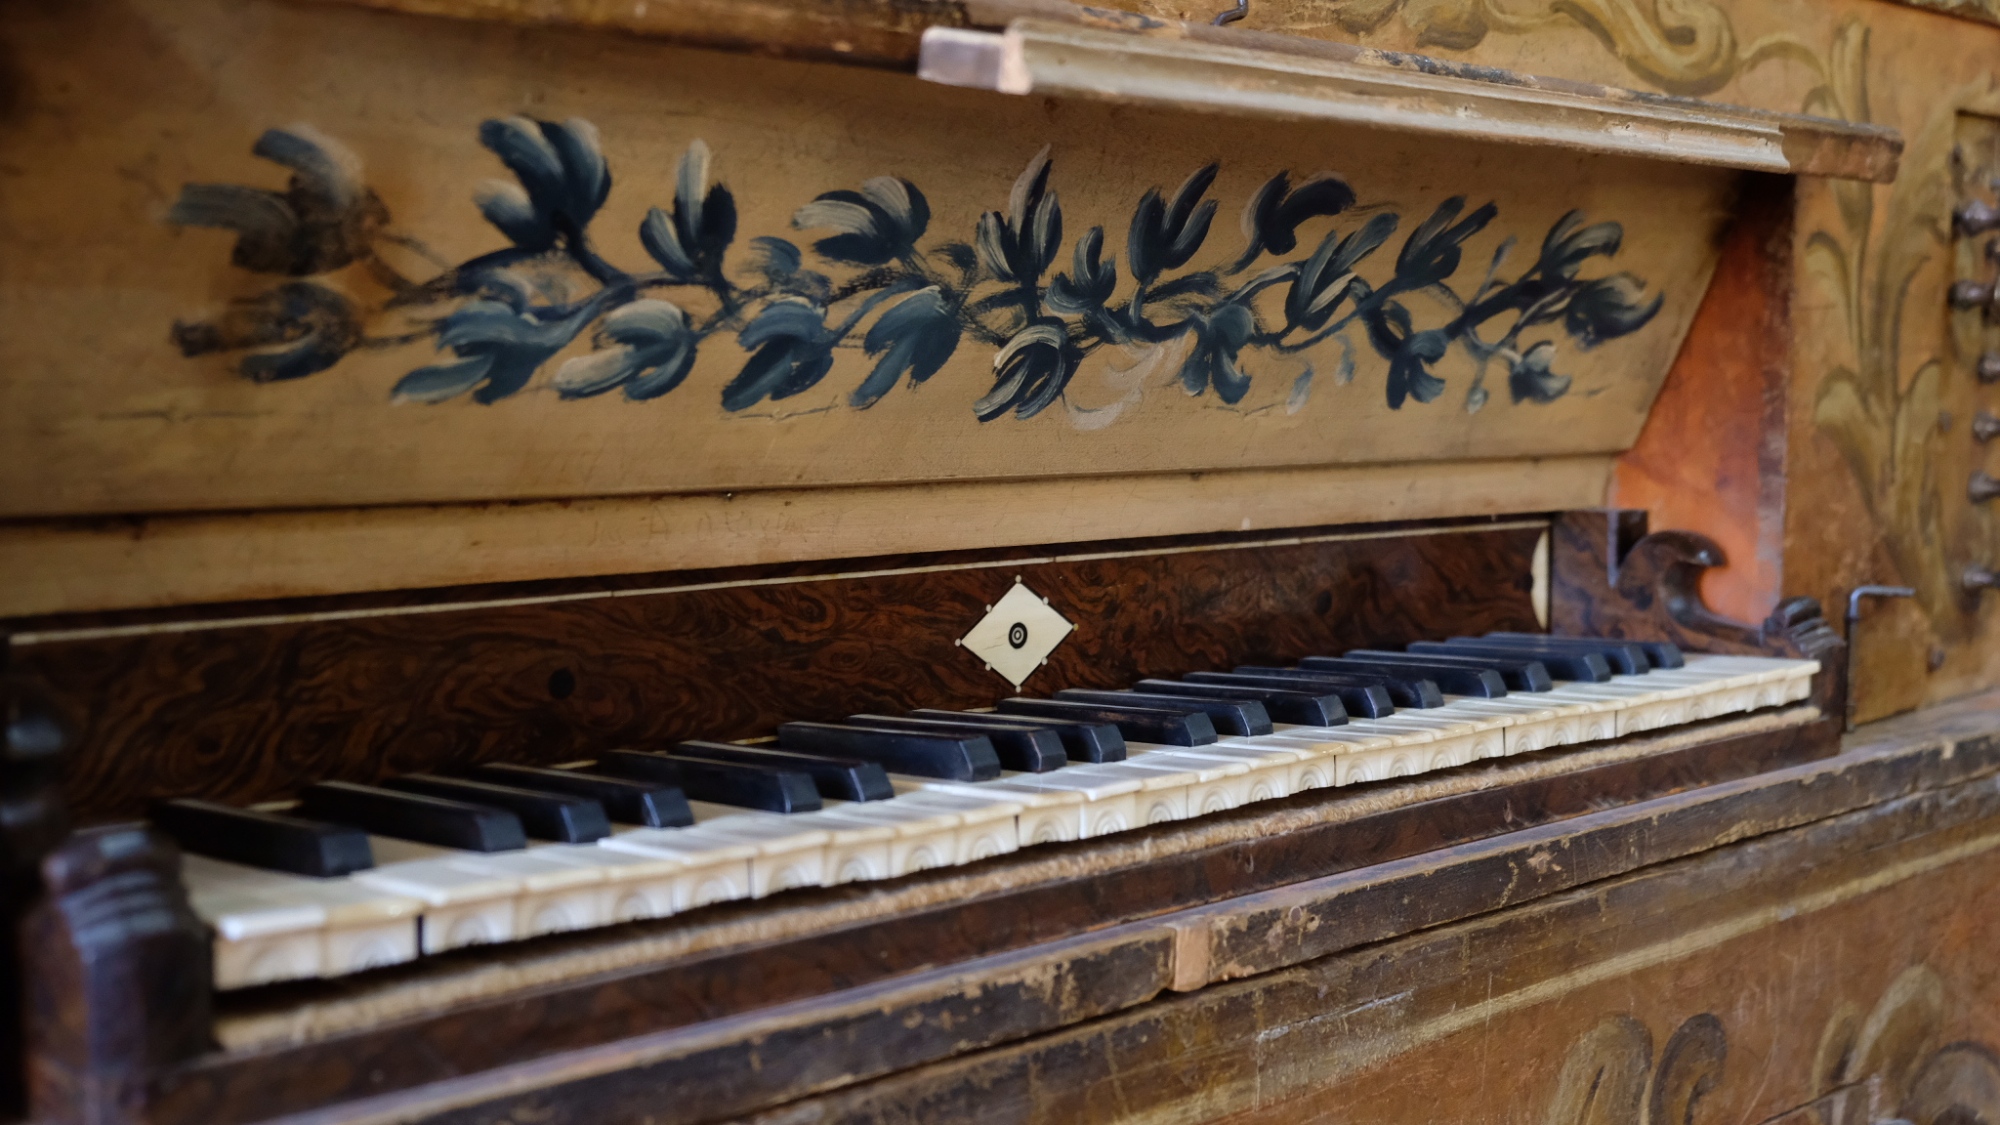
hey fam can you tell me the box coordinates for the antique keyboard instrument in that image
[15,0,1999,1121]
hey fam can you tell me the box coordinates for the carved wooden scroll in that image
[1,672,72,1118]
[23,826,212,1125]
[1549,508,1846,714]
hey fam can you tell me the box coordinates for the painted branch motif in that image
[166,118,1663,422]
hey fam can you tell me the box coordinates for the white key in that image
[350,844,524,954]
[184,854,421,989]
[1052,759,1196,825]
[811,798,963,879]
[899,773,1082,848]
[881,789,1023,864]
[1123,742,1253,817]
[1430,696,1579,754]
[644,801,831,897]
[522,844,688,924]
[597,826,759,909]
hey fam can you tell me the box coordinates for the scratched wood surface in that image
[0,0,1724,524]
[9,520,1542,823]
[1093,0,2000,719]
[719,696,2000,1125]
[114,692,1994,1125]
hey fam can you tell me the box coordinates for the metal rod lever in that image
[1843,584,1916,732]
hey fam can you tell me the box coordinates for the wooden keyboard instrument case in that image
[0,0,1952,1122]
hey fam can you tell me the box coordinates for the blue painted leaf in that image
[976,147,1057,284]
[641,141,736,281]
[749,236,803,280]
[1128,163,1218,285]
[393,356,494,404]
[793,177,931,265]
[1047,226,1117,315]
[1394,196,1497,289]
[1508,341,1572,403]
[722,298,836,410]
[396,297,595,404]
[171,280,362,383]
[1241,171,1356,256]
[1539,210,1624,279]
[552,299,698,400]
[853,286,961,407]
[475,117,610,249]
[1365,303,1448,409]
[167,125,382,275]
[1178,302,1256,403]
[975,320,1077,421]
[1564,272,1662,346]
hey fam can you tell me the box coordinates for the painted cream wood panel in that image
[0,0,1727,520]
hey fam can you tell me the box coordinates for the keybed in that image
[166,640,1817,990]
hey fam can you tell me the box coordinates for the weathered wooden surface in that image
[123,707,1830,1125]
[1088,0,2000,720]
[0,0,1717,521]
[23,828,214,1125]
[921,20,1899,179]
[10,520,1543,823]
[1610,173,1791,625]
[114,692,1988,1125]
[0,456,1610,619]
[722,694,2000,1125]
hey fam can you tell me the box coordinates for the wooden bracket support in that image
[1550,509,1846,715]
[23,825,213,1125]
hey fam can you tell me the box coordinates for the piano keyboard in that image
[155,636,1817,989]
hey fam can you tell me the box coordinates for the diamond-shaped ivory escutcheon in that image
[961,582,1074,687]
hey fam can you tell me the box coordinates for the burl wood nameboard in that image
[0,0,1733,520]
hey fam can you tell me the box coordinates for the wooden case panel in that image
[0,0,1727,521]
[9,520,1543,822]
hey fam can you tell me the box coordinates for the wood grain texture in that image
[728,733,2000,1125]
[0,675,74,1119]
[924,20,1900,180]
[23,827,213,1125]
[1611,173,1792,626]
[11,522,1543,823]
[0,456,1613,618]
[136,709,1835,1125]
[1547,508,1846,713]
[0,0,1714,522]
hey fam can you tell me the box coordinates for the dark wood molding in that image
[23,826,213,1125]
[1549,508,1847,712]
[13,521,1544,824]
[143,711,1837,1125]
[1,671,73,1119]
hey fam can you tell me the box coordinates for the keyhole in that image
[548,668,577,699]
[1008,622,1029,649]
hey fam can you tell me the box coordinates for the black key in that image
[298,781,527,853]
[778,723,1001,782]
[1235,666,1445,710]
[848,715,1066,773]
[474,763,692,828]
[602,743,890,802]
[1135,679,1347,727]
[1411,640,1613,683]
[1472,634,1649,675]
[1344,650,1554,693]
[1300,657,1507,698]
[913,710,1127,763]
[1487,633,1682,670]
[996,698,1216,747]
[152,798,374,877]
[1054,690,1273,737]
[1183,672,1396,719]
[385,775,611,843]
[598,747,825,812]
